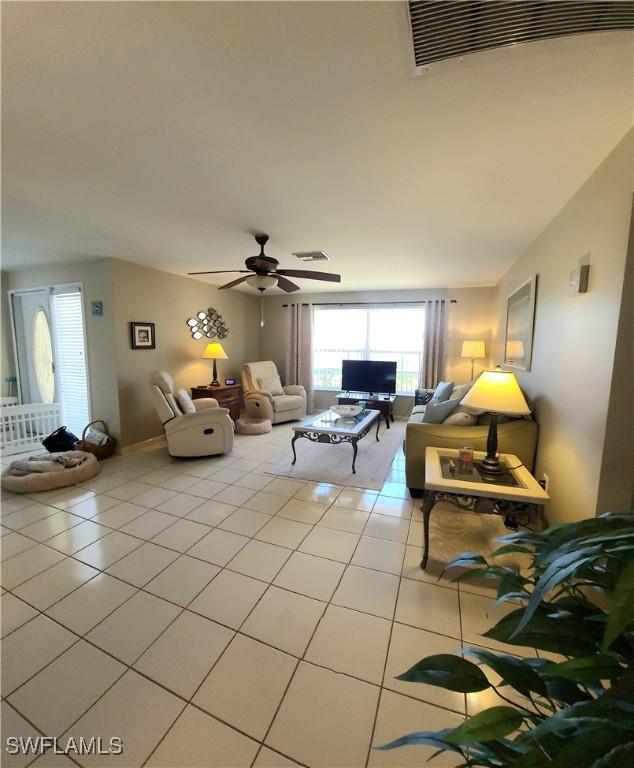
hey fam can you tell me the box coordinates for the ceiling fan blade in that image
[275,269,341,283]
[275,276,301,293]
[219,275,251,290]
[188,270,251,276]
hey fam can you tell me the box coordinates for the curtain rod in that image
[282,300,457,307]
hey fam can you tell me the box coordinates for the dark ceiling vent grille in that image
[409,1,634,68]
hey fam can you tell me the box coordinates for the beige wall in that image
[0,271,17,395]
[492,130,633,525]
[5,259,121,437]
[111,259,259,446]
[259,287,496,418]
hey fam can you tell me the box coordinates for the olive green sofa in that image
[404,415,539,497]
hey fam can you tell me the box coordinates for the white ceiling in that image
[2,2,632,292]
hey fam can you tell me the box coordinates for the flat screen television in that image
[341,360,397,395]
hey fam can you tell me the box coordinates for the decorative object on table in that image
[382,510,634,768]
[1,450,100,493]
[460,367,531,478]
[418,446,548,568]
[191,382,242,422]
[42,426,80,453]
[150,370,234,457]
[337,392,395,429]
[91,301,103,316]
[201,341,228,387]
[186,307,229,340]
[330,404,363,418]
[458,445,474,466]
[224,378,236,386]
[74,419,116,460]
[130,322,155,349]
[504,275,537,370]
[235,416,272,435]
[460,339,486,381]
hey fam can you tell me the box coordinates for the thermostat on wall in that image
[570,263,589,294]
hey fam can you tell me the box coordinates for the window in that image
[312,306,426,394]
[33,308,55,403]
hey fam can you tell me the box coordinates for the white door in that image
[11,286,91,436]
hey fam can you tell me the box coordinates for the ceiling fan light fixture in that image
[246,274,277,290]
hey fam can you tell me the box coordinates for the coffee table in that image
[291,409,381,474]
[420,447,549,569]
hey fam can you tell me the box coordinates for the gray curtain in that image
[285,303,314,412]
[420,299,447,389]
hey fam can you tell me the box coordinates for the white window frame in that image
[311,304,425,396]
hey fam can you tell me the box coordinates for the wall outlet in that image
[540,473,550,493]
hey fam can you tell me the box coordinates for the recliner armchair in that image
[149,370,234,457]
[241,361,307,424]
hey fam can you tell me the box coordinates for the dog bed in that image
[1,450,100,494]
[235,417,272,435]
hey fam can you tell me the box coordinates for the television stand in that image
[337,392,396,429]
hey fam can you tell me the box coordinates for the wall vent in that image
[408,1,634,68]
[292,251,330,262]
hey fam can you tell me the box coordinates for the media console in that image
[336,392,396,429]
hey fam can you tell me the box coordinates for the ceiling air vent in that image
[292,251,330,262]
[408,1,634,68]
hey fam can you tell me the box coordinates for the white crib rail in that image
[1,403,62,455]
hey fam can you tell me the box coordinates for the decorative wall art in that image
[186,308,229,340]
[130,322,156,349]
[504,275,537,371]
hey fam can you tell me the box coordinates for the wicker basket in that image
[74,419,116,460]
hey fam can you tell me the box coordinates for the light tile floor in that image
[1,423,523,768]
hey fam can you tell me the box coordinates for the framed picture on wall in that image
[504,275,537,371]
[130,322,155,349]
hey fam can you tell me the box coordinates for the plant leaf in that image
[591,741,634,768]
[603,558,634,649]
[544,655,624,682]
[444,706,524,744]
[375,728,464,754]
[396,654,490,693]
[463,647,547,697]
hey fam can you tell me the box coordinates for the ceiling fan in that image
[188,233,341,293]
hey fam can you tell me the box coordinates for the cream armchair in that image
[149,370,234,457]
[242,361,307,424]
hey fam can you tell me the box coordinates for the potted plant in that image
[379,511,634,767]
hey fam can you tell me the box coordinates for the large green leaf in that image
[545,727,634,768]
[511,547,601,637]
[544,655,624,682]
[463,647,547,697]
[396,654,490,692]
[484,608,599,656]
[375,727,464,754]
[591,741,634,768]
[444,706,524,744]
[603,558,634,649]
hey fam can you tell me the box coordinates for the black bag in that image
[42,426,79,453]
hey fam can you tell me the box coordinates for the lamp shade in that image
[201,342,228,360]
[461,340,486,359]
[460,367,530,416]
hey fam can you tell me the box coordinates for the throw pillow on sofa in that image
[257,375,285,396]
[451,383,471,402]
[443,408,478,426]
[422,396,461,424]
[429,381,454,403]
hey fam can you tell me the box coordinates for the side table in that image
[420,447,549,569]
[191,384,242,422]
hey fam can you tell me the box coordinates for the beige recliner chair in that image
[242,361,307,424]
[149,370,234,457]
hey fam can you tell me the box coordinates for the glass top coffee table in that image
[291,409,381,474]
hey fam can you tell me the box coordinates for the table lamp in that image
[201,341,228,387]
[461,340,486,381]
[460,366,530,478]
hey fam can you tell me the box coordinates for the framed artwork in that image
[504,275,537,371]
[130,322,155,350]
